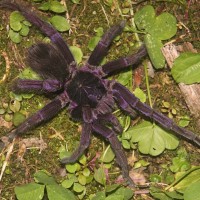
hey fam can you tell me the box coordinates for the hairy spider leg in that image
[113,82,200,147]
[1,92,69,144]
[92,121,134,186]
[0,1,75,66]
[61,123,92,164]
[12,79,63,94]
[87,21,126,66]
[101,45,147,76]
[98,113,123,133]
[113,91,138,119]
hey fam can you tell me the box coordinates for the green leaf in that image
[122,139,131,149]
[144,34,165,69]
[100,145,115,163]
[130,121,179,156]
[10,11,24,22]
[134,5,156,32]
[19,67,41,80]
[13,112,26,126]
[78,174,87,185]
[10,21,22,32]
[61,179,74,189]
[91,191,106,200]
[171,52,200,84]
[10,11,24,31]
[105,184,121,193]
[50,15,70,32]
[149,12,177,40]
[133,87,146,103]
[106,195,124,200]
[9,29,22,43]
[46,184,77,200]
[82,167,90,177]
[15,183,45,200]
[116,69,132,87]
[88,36,101,51]
[170,167,200,193]
[9,100,21,112]
[23,20,32,27]
[20,24,30,36]
[184,181,200,200]
[49,1,66,13]
[69,46,83,64]
[94,167,106,186]
[66,163,81,173]
[94,27,104,37]
[165,191,183,199]
[38,2,50,11]
[79,154,87,165]
[34,170,57,185]
[113,187,134,200]
[178,117,190,127]
[150,174,162,183]
[150,191,172,200]
[73,182,85,193]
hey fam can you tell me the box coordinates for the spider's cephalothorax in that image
[1,0,200,187]
[67,70,106,108]
[66,69,108,121]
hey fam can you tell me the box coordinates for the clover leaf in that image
[134,5,155,32]
[128,120,179,156]
[134,5,177,69]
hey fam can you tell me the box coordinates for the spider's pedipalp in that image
[87,21,126,66]
[0,0,75,66]
[61,123,92,164]
[27,43,68,81]
[113,82,200,147]
[101,45,147,76]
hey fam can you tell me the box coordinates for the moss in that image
[0,1,200,199]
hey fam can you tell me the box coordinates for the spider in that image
[0,0,200,186]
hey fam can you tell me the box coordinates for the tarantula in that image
[0,1,200,186]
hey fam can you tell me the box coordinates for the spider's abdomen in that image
[66,71,106,108]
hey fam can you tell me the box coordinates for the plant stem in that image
[144,61,153,108]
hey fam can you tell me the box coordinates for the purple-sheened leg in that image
[0,1,75,66]
[92,121,134,186]
[2,92,69,143]
[98,113,123,133]
[113,82,200,147]
[113,91,137,118]
[61,123,92,164]
[12,79,63,94]
[101,45,147,76]
[87,21,125,66]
